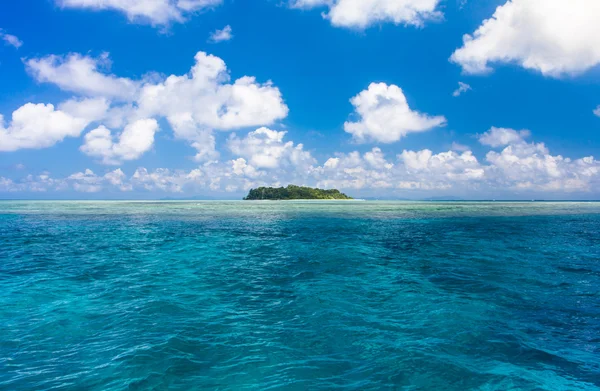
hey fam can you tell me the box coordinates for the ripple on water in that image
[1,201,599,390]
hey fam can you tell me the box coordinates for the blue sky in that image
[0,0,599,199]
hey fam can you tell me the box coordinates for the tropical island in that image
[244,185,353,200]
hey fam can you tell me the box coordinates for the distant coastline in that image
[243,185,353,200]
[2,197,600,202]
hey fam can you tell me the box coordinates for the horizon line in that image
[1,199,600,202]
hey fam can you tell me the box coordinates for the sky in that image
[0,0,599,200]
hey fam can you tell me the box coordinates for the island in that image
[244,185,353,200]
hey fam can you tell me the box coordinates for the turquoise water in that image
[1,201,599,390]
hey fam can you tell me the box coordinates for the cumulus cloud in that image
[400,149,483,180]
[66,168,132,192]
[22,51,289,163]
[58,97,110,123]
[315,147,484,191]
[227,127,315,169]
[1,169,136,193]
[0,29,22,48]
[137,51,288,131]
[451,0,600,77]
[450,142,470,152]
[0,103,91,151]
[452,82,471,97]
[80,119,159,164]
[68,169,106,193]
[0,173,67,193]
[131,166,216,193]
[209,25,233,43]
[482,129,599,192]
[56,0,222,26]
[103,168,132,191]
[0,169,132,193]
[0,177,16,192]
[344,83,446,143]
[26,53,139,100]
[4,127,599,196]
[119,129,317,194]
[594,106,600,118]
[290,0,442,29]
[134,52,288,161]
[478,127,530,148]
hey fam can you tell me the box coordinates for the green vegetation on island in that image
[244,185,353,200]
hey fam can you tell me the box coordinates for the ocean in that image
[1,201,599,390]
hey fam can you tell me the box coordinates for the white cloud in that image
[1,169,130,193]
[290,0,325,8]
[26,53,139,100]
[594,106,600,118]
[58,97,110,123]
[315,149,395,190]
[209,25,233,43]
[0,103,91,151]
[313,147,484,192]
[400,149,484,180]
[451,0,600,77]
[344,83,446,143]
[128,129,318,193]
[68,169,105,193]
[57,0,222,26]
[80,119,159,165]
[231,158,260,178]
[482,129,599,192]
[450,142,470,152]
[452,81,471,97]
[190,130,219,162]
[177,0,221,11]
[0,173,67,193]
[131,166,216,193]
[4,127,600,196]
[290,0,442,29]
[24,51,288,163]
[103,168,132,191]
[0,177,16,192]
[136,52,288,161]
[227,127,316,169]
[137,52,288,131]
[314,134,600,195]
[478,127,530,148]
[67,168,132,192]
[0,29,22,48]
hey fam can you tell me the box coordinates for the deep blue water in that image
[1,201,599,390]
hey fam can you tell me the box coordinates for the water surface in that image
[1,201,599,390]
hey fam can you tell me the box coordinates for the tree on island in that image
[244,185,353,200]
